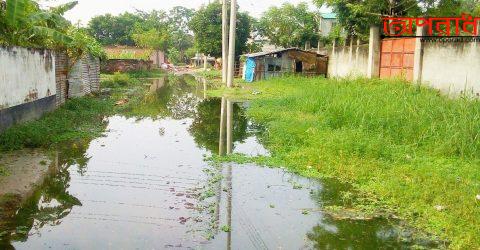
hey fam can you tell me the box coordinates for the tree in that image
[189,2,252,57]
[131,28,170,51]
[87,12,142,46]
[67,27,106,60]
[313,0,479,38]
[258,3,319,48]
[168,6,195,63]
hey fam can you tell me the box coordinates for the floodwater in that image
[0,76,439,249]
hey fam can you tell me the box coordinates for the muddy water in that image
[0,76,437,249]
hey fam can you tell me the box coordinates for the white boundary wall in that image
[0,47,56,109]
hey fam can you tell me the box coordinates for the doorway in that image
[295,61,303,73]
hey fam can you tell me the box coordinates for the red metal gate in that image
[380,38,416,81]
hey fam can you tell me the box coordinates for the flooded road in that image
[0,76,438,249]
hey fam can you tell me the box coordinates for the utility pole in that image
[226,0,236,88]
[204,54,208,71]
[222,0,229,84]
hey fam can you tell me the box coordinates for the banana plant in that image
[1,0,78,47]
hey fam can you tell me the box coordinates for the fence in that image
[332,26,480,97]
[0,47,57,131]
[101,59,153,73]
[328,43,369,78]
[0,46,101,132]
[68,54,100,97]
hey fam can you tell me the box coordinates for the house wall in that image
[0,47,56,131]
[328,44,369,78]
[421,41,480,96]
[320,19,336,36]
[248,50,327,81]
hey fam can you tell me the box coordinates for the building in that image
[319,13,338,36]
[242,48,328,82]
[190,53,216,67]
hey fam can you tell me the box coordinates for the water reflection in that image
[0,149,88,249]
[189,99,249,155]
[0,76,440,249]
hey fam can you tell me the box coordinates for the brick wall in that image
[101,59,153,73]
[55,51,68,107]
[68,54,101,98]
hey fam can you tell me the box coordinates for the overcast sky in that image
[42,0,323,25]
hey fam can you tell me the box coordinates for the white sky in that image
[43,0,323,26]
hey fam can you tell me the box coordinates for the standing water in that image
[0,76,439,249]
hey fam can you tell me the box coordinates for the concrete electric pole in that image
[226,0,236,88]
[222,0,229,84]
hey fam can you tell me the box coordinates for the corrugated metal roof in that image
[244,48,322,58]
[321,13,337,19]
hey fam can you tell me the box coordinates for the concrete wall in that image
[68,54,100,98]
[0,47,56,131]
[328,44,369,78]
[150,50,165,65]
[421,41,480,97]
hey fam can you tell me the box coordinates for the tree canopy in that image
[88,12,142,46]
[0,0,104,58]
[313,0,480,38]
[258,3,319,48]
[87,7,195,63]
[189,2,252,57]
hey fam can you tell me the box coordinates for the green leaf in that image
[32,26,73,45]
[50,1,78,15]
[6,0,27,27]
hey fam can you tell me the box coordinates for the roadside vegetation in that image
[0,71,164,152]
[0,164,7,176]
[0,0,105,59]
[209,76,480,249]
[0,97,113,152]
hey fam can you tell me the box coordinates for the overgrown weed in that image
[209,76,480,248]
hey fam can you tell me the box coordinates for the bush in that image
[111,72,131,86]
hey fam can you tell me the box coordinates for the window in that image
[268,64,281,72]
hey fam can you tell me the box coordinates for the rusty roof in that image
[244,48,324,58]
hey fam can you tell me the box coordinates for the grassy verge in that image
[197,69,222,80]
[209,76,480,249]
[0,71,157,152]
[0,164,7,176]
[0,97,114,152]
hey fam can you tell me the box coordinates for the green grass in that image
[197,69,222,80]
[209,76,480,249]
[0,69,171,152]
[0,97,114,152]
[126,69,166,78]
[0,164,8,176]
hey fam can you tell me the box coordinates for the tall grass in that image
[0,97,113,152]
[219,76,480,248]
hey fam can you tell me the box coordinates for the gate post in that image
[367,26,381,78]
[413,26,425,83]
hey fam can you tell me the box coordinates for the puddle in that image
[207,164,440,249]
[0,75,441,249]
